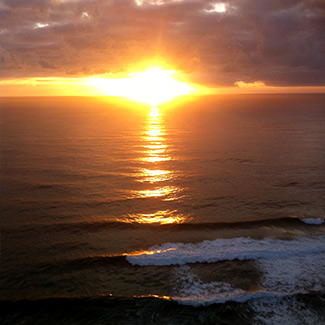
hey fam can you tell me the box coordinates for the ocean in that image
[1,94,324,324]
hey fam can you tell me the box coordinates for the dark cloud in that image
[0,0,324,86]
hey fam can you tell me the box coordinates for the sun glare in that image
[89,67,192,106]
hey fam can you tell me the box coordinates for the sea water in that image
[1,94,324,324]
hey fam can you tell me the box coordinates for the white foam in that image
[300,218,324,225]
[171,265,287,307]
[250,296,324,325]
[127,236,325,307]
[126,236,325,266]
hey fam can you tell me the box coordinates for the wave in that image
[127,236,325,266]
[1,292,324,325]
[127,235,325,307]
[4,234,324,308]
[2,216,324,234]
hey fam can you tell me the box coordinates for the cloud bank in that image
[0,0,324,87]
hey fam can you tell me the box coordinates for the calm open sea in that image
[1,94,325,324]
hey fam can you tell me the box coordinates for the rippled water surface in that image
[1,95,325,324]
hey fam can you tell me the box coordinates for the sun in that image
[89,67,192,106]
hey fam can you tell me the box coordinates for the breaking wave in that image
[127,236,325,307]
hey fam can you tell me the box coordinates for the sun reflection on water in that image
[125,210,186,225]
[127,107,187,224]
[142,156,172,163]
[146,129,163,137]
[137,168,172,183]
[133,186,179,200]
[139,107,171,165]
[149,107,160,118]
[144,144,166,150]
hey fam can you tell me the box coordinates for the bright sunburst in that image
[89,67,192,106]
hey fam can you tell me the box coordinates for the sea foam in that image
[127,236,325,308]
[300,217,324,225]
[126,236,325,266]
[171,265,287,307]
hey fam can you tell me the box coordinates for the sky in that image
[0,0,324,96]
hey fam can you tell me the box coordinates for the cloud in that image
[0,0,324,87]
[234,81,266,88]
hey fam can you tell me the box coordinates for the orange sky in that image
[0,0,324,97]
[1,76,324,98]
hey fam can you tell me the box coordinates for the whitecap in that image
[126,236,325,266]
[300,218,324,225]
[127,236,325,307]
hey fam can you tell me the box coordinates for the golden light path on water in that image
[125,107,188,224]
[137,168,172,184]
[125,210,186,225]
[139,107,171,174]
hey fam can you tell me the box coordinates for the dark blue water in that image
[1,94,325,324]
